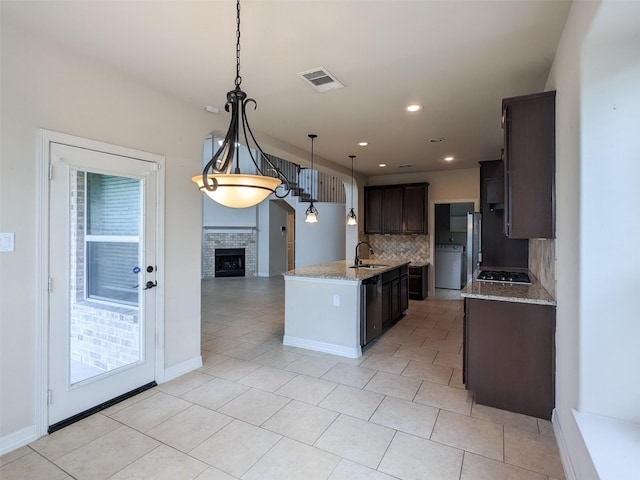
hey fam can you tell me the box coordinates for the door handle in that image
[143,281,157,290]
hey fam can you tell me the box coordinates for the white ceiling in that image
[3,0,572,177]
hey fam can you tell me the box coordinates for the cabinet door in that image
[383,187,403,234]
[466,298,555,419]
[485,178,504,206]
[364,188,383,234]
[390,278,400,319]
[403,184,427,233]
[399,275,409,312]
[381,281,392,326]
[503,91,555,239]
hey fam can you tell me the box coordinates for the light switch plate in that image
[0,232,15,252]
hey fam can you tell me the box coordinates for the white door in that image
[48,142,158,428]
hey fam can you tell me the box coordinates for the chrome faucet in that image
[354,241,374,266]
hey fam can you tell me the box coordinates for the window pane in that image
[87,241,139,306]
[87,173,140,236]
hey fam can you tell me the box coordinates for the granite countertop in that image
[283,259,410,281]
[461,274,556,306]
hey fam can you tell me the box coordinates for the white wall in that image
[580,2,640,422]
[545,2,601,476]
[546,1,640,478]
[292,201,347,268]
[0,22,216,447]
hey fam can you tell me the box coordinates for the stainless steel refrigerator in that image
[466,212,482,284]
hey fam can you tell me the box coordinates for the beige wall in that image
[0,22,215,447]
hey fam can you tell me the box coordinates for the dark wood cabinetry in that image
[502,91,556,239]
[381,265,409,327]
[364,183,428,234]
[383,186,404,234]
[464,298,555,419]
[408,265,428,300]
[480,160,528,268]
[364,188,384,234]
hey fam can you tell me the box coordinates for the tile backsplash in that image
[529,238,555,298]
[368,234,430,265]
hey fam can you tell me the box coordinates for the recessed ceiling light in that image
[429,137,444,143]
[378,163,387,168]
[205,105,220,113]
[358,141,369,147]
[406,104,423,112]
[444,156,455,162]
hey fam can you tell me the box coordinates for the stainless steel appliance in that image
[466,212,482,284]
[476,270,531,284]
[361,275,382,345]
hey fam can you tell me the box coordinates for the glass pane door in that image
[69,170,143,385]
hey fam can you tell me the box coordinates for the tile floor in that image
[1,278,566,480]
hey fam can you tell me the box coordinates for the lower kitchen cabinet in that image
[464,298,555,419]
[409,265,428,300]
[382,265,409,327]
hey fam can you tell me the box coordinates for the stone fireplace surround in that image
[202,228,257,278]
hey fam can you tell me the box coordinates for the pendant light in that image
[346,155,357,226]
[192,0,290,208]
[305,134,319,223]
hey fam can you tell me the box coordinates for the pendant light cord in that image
[235,0,242,88]
[349,155,355,206]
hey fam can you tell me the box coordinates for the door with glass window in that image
[48,142,158,429]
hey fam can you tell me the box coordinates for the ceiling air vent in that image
[298,67,344,93]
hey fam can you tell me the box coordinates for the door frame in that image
[35,129,165,436]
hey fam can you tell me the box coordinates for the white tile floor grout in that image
[1,277,566,480]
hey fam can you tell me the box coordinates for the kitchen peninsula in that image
[283,260,410,358]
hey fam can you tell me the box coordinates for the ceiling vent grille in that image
[298,67,344,93]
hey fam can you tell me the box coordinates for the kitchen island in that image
[461,273,557,419]
[283,260,410,358]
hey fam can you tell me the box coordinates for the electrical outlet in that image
[333,295,340,307]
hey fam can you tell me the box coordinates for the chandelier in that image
[192,0,290,208]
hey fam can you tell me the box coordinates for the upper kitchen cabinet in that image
[502,91,556,239]
[364,183,429,234]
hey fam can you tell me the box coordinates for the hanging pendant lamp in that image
[192,0,290,208]
[347,154,357,226]
[305,134,319,224]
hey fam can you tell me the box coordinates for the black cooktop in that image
[476,270,532,285]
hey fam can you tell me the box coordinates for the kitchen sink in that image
[349,264,388,269]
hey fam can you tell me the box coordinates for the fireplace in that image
[214,248,246,277]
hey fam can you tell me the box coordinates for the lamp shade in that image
[192,173,281,208]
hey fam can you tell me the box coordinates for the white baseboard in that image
[283,335,361,358]
[162,355,203,383]
[553,409,577,480]
[0,425,39,456]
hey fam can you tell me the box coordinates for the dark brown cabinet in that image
[464,298,555,419]
[364,187,384,234]
[408,265,428,300]
[381,265,409,327]
[502,91,556,239]
[403,184,428,233]
[480,160,528,268]
[383,186,404,234]
[364,183,429,234]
